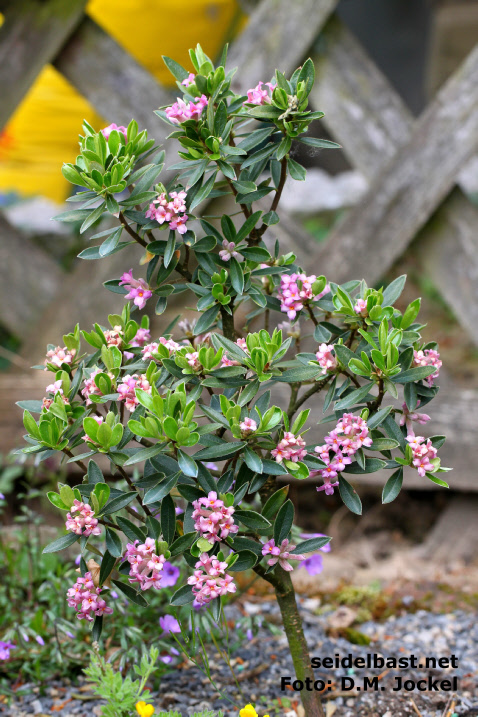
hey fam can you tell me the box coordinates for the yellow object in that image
[239,706,258,717]
[0,0,242,202]
[136,701,155,717]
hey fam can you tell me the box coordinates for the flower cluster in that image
[165,95,208,125]
[119,270,153,310]
[314,413,372,494]
[124,326,151,360]
[413,348,442,386]
[247,81,275,105]
[271,432,307,463]
[182,73,195,87]
[278,273,328,320]
[66,572,113,621]
[315,343,337,372]
[192,491,238,543]
[43,379,70,410]
[145,190,188,234]
[65,500,101,537]
[354,298,367,315]
[406,434,438,477]
[44,346,76,369]
[81,368,106,405]
[219,239,240,261]
[141,336,180,361]
[117,374,152,412]
[124,538,166,591]
[400,400,430,434]
[101,123,127,140]
[187,553,236,605]
[261,538,305,572]
[104,327,123,348]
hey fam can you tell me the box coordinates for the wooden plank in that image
[0,214,64,336]
[0,0,87,131]
[416,495,478,563]
[307,18,478,344]
[228,0,338,92]
[53,15,174,133]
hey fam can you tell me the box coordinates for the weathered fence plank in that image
[228,0,338,93]
[0,215,64,336]
[307,16,478,344]
[0,0,87,131]
[309,28,478,324]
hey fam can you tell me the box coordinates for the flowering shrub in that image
[17,44,450,717]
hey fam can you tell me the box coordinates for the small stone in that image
[30,700,43,714]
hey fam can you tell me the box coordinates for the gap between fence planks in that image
[0,0,87,131]
[307,15,478,345]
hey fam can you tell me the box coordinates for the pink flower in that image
[181,73,196,87]
[399,400,431,434]
[240,417,257,436]
[103,327,123,348]
[261,538,305,572]
[165,95,208,125]
[101,123,128,140]
[187,553,236,605]
[119,270,152,310]
[186,351,201,371]
[124,540,166,591]
[81,368,105,406]
[117,374,151,412]
[246,81,275,105]
[406,434,437,477]
[44,346,76,370]
[314,413,372,492]
[66,572,113,622]
[413,348,442,386]
[271,432,307,464]
[146,191,188,235]
[278,273,328,320]
[124,326,151,359]
[65,499,101,537]
[354,298,367,316]
[141,336,180,361]
[192,491,238,543]
[219,240,240,261]
[316,343,337,372]
[236,338,248,352]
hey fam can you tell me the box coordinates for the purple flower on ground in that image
[0,493,5,500]
[161,561,180,588]
[35,635,45,646]
[160,655,173,664]
[159,614,181,634]
[246,628,253,640]
[0,641,16,660]
[300,553,324,576]
[75,554,82,566]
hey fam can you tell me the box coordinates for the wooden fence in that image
[1,0,478,492]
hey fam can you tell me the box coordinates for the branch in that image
[287,375,333,422]
[368,378,385,413]
[306,304,319,326]
[119,212,147,248]
[116,465,153,518]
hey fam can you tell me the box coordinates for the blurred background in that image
[1,0,478,694]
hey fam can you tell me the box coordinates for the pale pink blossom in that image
[192,491,238,543]
[314,413,372,493]
[278,273,328,320]
[103,327,123,348]
[141,337,180,361]
[81,368,107,406]
[219,240,240,261]
[240,417,257,436]
[316,343,337,372]
[406,434,438,477]
[124,540,166,591]
[413,348,442,386]
[101,123,128,141]
[236,338,248,352]
[186,351,201,371]
[119,270,152,310]
[165,95,208,125]
[117,374,151,412]
[187,553,236,605]
[181,73,196,87]
[246,81,275,105]
[399,400,431,434]
[67,572,113,622]
[354,298,367,316]
[261,538,305,572]
[124,326,151,360]
[271,431,307,464]
[44,346,76,370]
[65,500,101,537]
[146,191,189,235]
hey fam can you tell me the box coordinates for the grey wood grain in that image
[0,0,87,131]
[307,17,478,343]
[0,214,64,336]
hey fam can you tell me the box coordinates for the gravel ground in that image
[3,600,477,717]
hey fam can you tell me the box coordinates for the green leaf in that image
[99,492,137,516]
[229,257,244,295]
[143,473,179,505]
[123,444,165,466]
[99,550,117,586]
[80,202,106,234]
[161,494,176,544]
[170,532,197,557]
[383,415,406,451]
[277,366,322,383]
[178,450,198,478]
[298,137,341,149]
[193,442,245,461]
[273,500,294,544]
[262,486,289,520]
[164,232,176,268]
[111,579,148,607]
[382,468,403,504]
[334,344,357,367]
[334,382,373,410]
[46,492,69,511]
[382,275,406,306]
[99,227,123,258]
[115,516,146,542]
[338,476,362,515]
[392,367,436,384]
[425,473,449,488]
[290,536,331,554]
[170,584,195,606]
[194,305,219,336]
[235,210,263,243]
[235,509,271,530]
[91,615,103,642]
[366,406,392,430]
[240,246,271,263]
[43,533,80,554]
[162,55,189,81]
[343,458,387,474]
[228,550,257,572]
[189,171,217,210]
[287,158,306,181]
[369,438,400,451]
[240,143,277,169]
[105,528,123,557]
[243,447,263,474]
